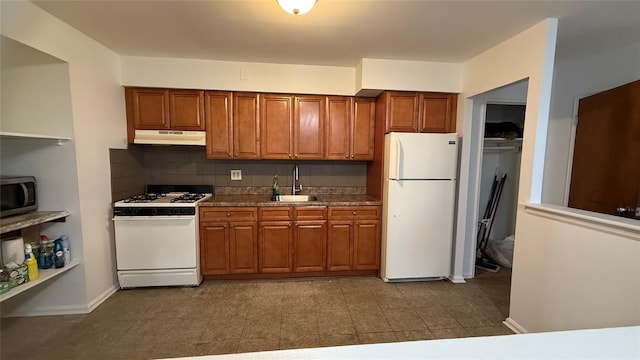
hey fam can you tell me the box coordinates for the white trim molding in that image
[504,317,529,334]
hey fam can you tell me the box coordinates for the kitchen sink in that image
[272,195,318,202]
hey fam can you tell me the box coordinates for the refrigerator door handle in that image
[389,136,402,180]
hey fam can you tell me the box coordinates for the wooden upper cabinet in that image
[169,89,205,130]
[419,93,457,133]
[205,91,232,158]
[261,94,293,159]
[325,96,351,160]
[326,96,375,160]
[378,91,457,134]
[129,88,171,130]
[294,95,325,159]
[352,98,375,160]
[233,93,260,159]
[125,87,205,143]
[384,91,419,132]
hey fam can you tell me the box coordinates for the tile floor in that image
[1,269,512,360]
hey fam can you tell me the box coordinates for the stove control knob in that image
[151,208,158,215]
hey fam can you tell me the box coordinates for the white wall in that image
[542,41,640,205]
[1,1,127,314]
[452,19,557,283]
[356,58,462,94]
[122,56,356,95]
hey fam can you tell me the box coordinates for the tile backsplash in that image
[110,145,367,201]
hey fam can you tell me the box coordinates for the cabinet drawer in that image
[200,207,257,222]
[328,206,380,220]
[259,207,293,221]
[294,207,327,221]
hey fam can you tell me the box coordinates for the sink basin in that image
[272,195,318,202]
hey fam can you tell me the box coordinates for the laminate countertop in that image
[199,194,381,207]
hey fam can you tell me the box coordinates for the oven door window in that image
[114,216,197,270]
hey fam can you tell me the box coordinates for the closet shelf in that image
[484,138,522,152]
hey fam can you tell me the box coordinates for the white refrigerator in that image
[381,132,458,281]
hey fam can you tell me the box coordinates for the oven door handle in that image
[113,216,195,221]
[20,183,29,207]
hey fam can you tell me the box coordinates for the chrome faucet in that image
[292,165,302,195]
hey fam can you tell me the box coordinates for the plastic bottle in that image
[272,175,280,198]
[54,239,65,268]
[60,235,70,266]
[39,238,54,269]
[24,244,38,281]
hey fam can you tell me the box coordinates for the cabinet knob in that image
[227,212,231,216]
[288,154,292,158]
[294,154,298,158]
[351,155,354,159]
[288,223,292,227]
[345,154,348,158]
[352,211,357,215]
[228,153,232,158]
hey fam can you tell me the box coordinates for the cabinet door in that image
[293,95,325,159]
[234,92,261,159]
[200,223,229,275]
[261,94,293,159]
[325,96,351,160]
[259,221,293,273]
[352,98,376,160]
[326,221,353,271]
[419,93,455,133]
[293,221,326,272]
[229,221,258,274]
[169,90,205,130]
[353,220,380,270]
[131,88,171,130]
[205,91,233,158]
[385,91,419,133]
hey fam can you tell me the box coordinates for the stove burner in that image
[170,193,207,203]
[123,193,166,203]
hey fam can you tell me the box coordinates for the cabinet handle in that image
[288,154,292,158]
[235,153,239,157]
[294,154,298,158]
[227,212,231,216]
[223,224,227,228]
[345,154,348,158]
[288,223,292,227]
[352,211,357,215]
[351,155,354,159]
[228,153,232,158]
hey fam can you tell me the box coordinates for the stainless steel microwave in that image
[0,176,37,218]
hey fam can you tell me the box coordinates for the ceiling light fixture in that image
[277,0,317,15]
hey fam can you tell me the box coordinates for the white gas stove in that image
[113,185,212,288]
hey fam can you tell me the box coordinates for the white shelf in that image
[484,137,522,152]
[0,131,71,145]
[0,260,80,302]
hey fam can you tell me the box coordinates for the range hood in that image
[133,130,206,146]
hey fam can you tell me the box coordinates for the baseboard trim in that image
[87,284,118,312]
[3,304,90,318]
[503,317,529,334]
[449,275,466,284]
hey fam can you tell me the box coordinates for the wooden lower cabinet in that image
[259,221,293,273]
[200,223,229,275]
[201,205,380,277]
[229,222,258,273]
[293,221,326,272]
[200,207,257,275]
[353,220,380,270]
[327,206,381,271]
[327,221,353,271]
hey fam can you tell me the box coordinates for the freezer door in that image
[387,132,458,180]
[382,179,455,280]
